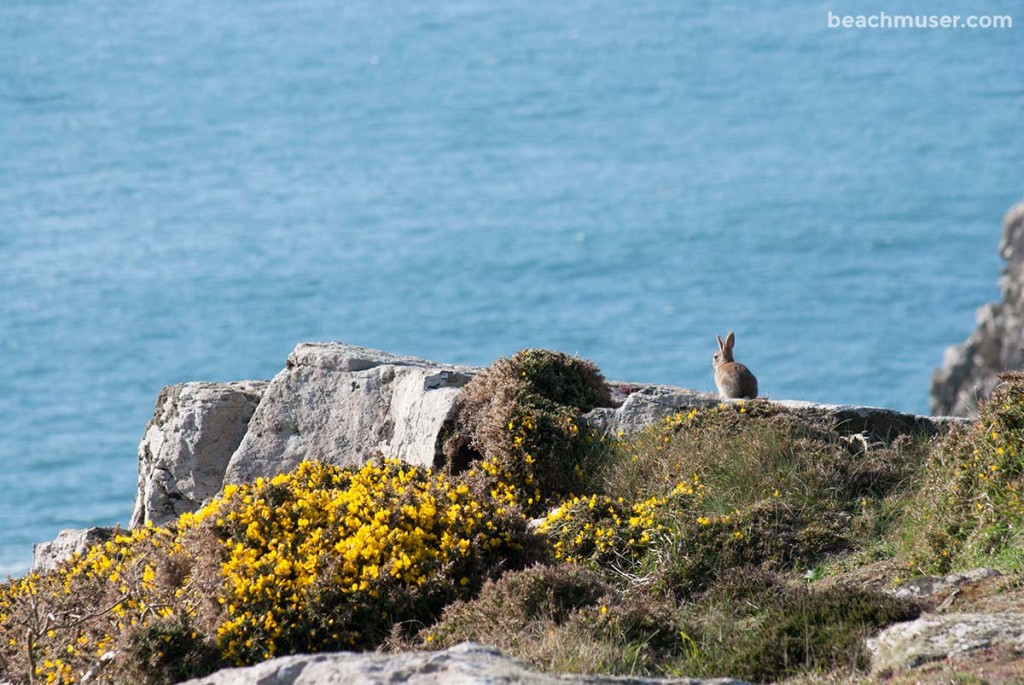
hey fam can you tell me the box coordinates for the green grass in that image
[895,371,1024,574]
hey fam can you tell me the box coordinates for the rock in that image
[130,381,267,527]
[586,385,963,441]
[222,343,478,485]
[893,568,1002,602]
[932,202,1024,416]
[176,641,751,685]
[586,384,720,436]
[867,612,1024,675]
[31,527,115,574]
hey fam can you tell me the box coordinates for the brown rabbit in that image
[713,331,758,399]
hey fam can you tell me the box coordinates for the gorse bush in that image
[538,483,706,567]
[209,460,533,661]
[441,349,614,515]
[504,349,612,410]
[0,524,202,685]
[900,371,1024,573]
[0,460,535,684]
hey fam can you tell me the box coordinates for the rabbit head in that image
[713,332,736,368]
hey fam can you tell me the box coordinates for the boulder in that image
[176,641,751,685]
[130,381,267,527]
[932,201,1024,416]
[222,343,478,485]
[867,612,1024,675]
[31,527,115,574]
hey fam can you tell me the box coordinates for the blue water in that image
[1,0,1020,575]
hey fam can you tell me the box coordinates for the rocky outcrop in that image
[122,345,965,531]
[31,527,114,574]
[131,381,267,527]
[932,201,1024,416]
[867,612,1024,675]
[177,641,750,685]
[222,343,477,485]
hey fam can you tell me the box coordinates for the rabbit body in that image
[713,332,758,399]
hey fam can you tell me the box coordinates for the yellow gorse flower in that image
[0,458,531,678]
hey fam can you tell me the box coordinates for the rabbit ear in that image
[725,331,735,351]
[717,335,725,351]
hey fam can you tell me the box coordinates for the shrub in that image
[504,349,612,410]
[427,564,611,651]
[126,617,220,685]
[538,484,705,569]
[682,570,922,682]
[899,371,1024,573]
[0,524,190,685]
[427,565,687,676]
[440,349,614,515]
[539,486,845,598]
[0,460,536,684]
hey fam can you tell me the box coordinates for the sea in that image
[1,0,1021,575]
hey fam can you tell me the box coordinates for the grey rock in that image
[893,568,1002,601]
[771,399,967,439]
[223,343,478,485]
[586,384,721,436]
[130,381,267,527]
[176,641,750,685]
[31,527,115,574]
[586,385,964,441]
[867,612,1024,674]
[932,201,1024,416]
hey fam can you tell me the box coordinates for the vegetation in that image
[0,460,536,684]
[440,349,614,515]
[897,371,1024,573]
[2,355,1023,685]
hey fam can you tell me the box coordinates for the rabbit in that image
[713,331,758,399]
